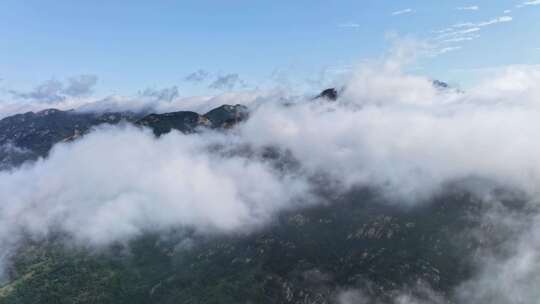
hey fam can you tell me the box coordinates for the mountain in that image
[432,80,450,90]
[136,104,248,136]
[0,183,514,304]
[313,81,450,102]
[0,109,138,170]
[202,104,249,129]
[136,111,208,136]
[315,88,339,101]
[0,104,248,170]
[0,88,505,303]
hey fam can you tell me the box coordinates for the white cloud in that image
[441,35,480,43]
[432,15,512,47]
[450,64,540,81]
[435,27,481,41]
[460,28,481,35]
[457,5,480,11]
[0,125,311,272]
[338,22,361,29]
[434,46,463,55]
[452,16,512,28]
[456,206,540,304]
[239,63,540,199]
[518,0,540,7]
[392,8,414,16]
[0,86,278,120]
[476,15,513,26]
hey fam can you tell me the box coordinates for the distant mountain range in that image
[0,81,452,171]
[0,83,504,304]
[0,104,248,170]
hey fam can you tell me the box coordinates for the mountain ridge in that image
[0,103,249,170]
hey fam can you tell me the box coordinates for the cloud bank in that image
[0,125,310,270]
[457,6,480,11]
[2,55,540,302]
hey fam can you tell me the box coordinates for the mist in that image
[0,125,311,278]
[240,64,540,200]
[1,60,540,302]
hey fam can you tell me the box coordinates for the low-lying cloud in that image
[0,125,310,272]
[239,64,540,200]
[2,56,540,301]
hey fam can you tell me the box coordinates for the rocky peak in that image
[315,88,339,101]
[202,104,249,129]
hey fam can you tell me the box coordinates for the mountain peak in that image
[203,104,249,129]
[315,88,339,101]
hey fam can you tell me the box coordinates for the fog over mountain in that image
[1,57,540,303]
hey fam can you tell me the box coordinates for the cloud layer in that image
[2,58,540,301]
[0,125,309,269]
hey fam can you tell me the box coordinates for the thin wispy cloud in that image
[441,35,480,43]
[9,79,64,103]
[429,13,513,58]
[503,9,512,13]
[436,27,481,40]
[434,14,512,41]
[391,8,414,16]
[517,0,540,8]
[434,15,512,44]
[459,28,481,34]
[338,22,361,29]
[184,69,210,83]
[433,46,462,56]
[138,86,179,102]
[453,16,512,28]
[450,64,540,74]
[8,75,98,103]
[63,75,98,97]
[476,16,513,26]
[457,6,480,11]
[208,73,247,90]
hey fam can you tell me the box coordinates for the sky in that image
[0,0,539,98]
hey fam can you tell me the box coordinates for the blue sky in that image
[0,0,539,97]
